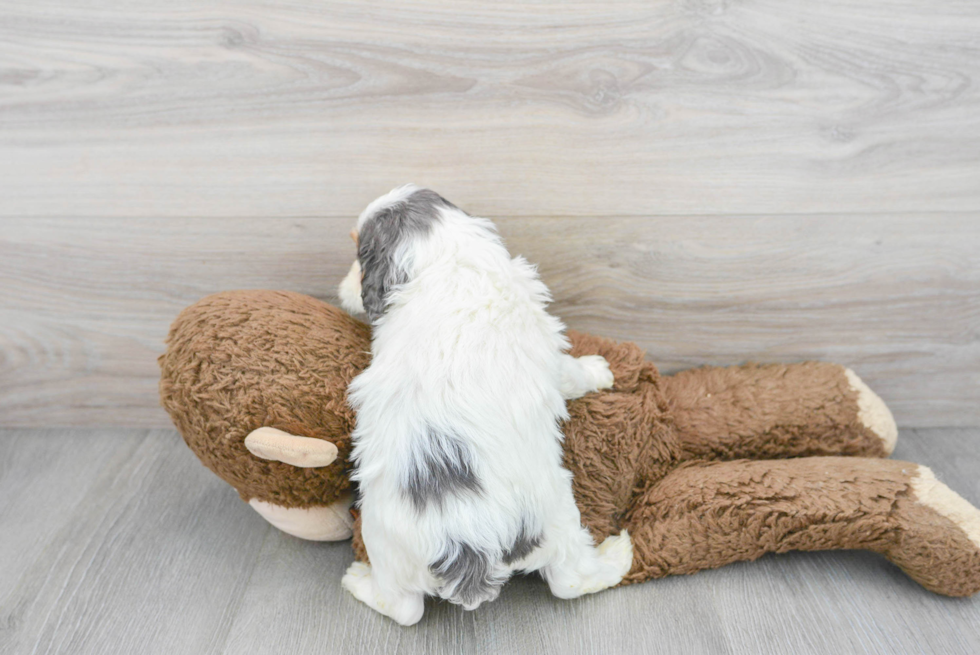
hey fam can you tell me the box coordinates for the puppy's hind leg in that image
[539,487,633,598]
[543,529,633,599]
[342,561,425,626]
[559,353,615,400]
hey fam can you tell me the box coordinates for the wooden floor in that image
[1,427,978,655]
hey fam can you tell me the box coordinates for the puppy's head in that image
[338,184,456,321]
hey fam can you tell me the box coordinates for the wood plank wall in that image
[1,1,978,428]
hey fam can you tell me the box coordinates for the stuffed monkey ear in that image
[244,427,339,468]
[358,216,406,321]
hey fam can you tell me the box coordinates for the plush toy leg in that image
[248,495,354,540]
[662,362,897,460]
[622,457,980,596]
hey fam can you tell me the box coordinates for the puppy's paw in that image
[341,561,376,604]
[578,530,632,594]
[579,355,615,391]
[596,530,633,580]
[342,562,425,626]
[547,530,633,599]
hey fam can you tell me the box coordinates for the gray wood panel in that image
[2,216,978,428]
[1,1,979,218]
[1,427,978,654]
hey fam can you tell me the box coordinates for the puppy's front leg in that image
[342,562,425,626]
[559,353,615,400]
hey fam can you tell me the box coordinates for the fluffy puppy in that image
[338,185,633,625]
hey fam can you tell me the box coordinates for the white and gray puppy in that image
[338,185,633,625]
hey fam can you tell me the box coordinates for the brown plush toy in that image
[159,290,980,598]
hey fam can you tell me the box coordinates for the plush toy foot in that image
[547,530,633,599]
[890,466,980,596]
[248,495,354,540]
[342,562,425,626]
[844,369,898,455]
[912,467,980,545]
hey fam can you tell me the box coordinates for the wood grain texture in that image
[1,0,979,218]
[1,427,978,654]
[2,216,978,428]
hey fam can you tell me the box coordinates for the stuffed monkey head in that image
[159,290,370,536]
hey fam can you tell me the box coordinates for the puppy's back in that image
[349,188,573,608]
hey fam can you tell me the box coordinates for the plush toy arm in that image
[662,363,897,462]
[623,457,980,597]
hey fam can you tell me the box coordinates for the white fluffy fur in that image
[339,185,630,625]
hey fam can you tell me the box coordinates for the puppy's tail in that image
[431,541,507,610]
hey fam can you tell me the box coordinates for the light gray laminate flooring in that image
[1,427,978,655]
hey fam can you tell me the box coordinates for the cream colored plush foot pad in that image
[249,495,354,540]
[912,466,980,549]
[844,369,898,455]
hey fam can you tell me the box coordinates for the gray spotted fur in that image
[402,427,483,513]
[502,522,542,565]
[357,188,455,321]
[430,541,502,609]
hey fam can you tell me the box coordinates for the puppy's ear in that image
[358,189,452,320]
[358,205,409,320]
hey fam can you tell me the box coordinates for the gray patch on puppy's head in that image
[357,188,455,321]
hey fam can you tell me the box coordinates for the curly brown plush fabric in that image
[160,291,980,597]
[559,331,886,545]
[160,290,370,508]
[665,363,887,461]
